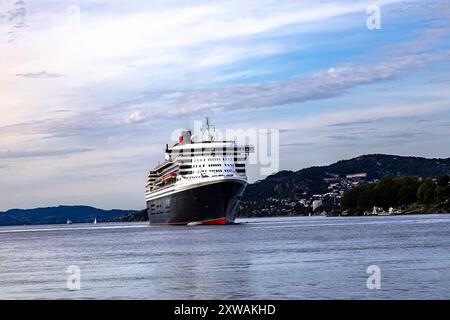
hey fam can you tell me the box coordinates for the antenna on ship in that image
[202,117,215,142]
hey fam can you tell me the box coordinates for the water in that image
[1,214,450,299]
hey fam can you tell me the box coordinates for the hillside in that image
[0,205,139,226]
[243,154,450,200]
[239,154,450,216]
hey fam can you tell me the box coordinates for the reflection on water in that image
[1,214,450,299]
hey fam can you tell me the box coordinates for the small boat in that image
[67,219,72,224]
[187,221,201,226]
[93,218,97,224]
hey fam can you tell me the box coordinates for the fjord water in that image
[1,214,450,299]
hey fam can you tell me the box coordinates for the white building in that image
[312,199,323,211]
[346,172,367,179]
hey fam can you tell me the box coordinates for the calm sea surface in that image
[1,214,450,299]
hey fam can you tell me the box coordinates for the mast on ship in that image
[201,117,215,142]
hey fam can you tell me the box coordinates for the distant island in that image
[1,154,450,226]
[0,205,140,226]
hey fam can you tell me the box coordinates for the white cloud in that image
[1,0,402,124]
[123,111,145,124]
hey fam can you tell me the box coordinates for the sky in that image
[1,0,450,211]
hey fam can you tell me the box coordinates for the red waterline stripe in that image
[150,217,229,226]
[201,217,228,225]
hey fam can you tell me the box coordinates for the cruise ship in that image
[145,119,254,225]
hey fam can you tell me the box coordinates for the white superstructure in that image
[145,119,253,202]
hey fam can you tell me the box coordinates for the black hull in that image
[146,180,246,225]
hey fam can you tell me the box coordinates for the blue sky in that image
[1,0,450,210]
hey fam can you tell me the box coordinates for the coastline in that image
[1,211,449,228]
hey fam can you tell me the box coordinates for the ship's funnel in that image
[180,130,192,145]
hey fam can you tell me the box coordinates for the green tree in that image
[436,175,450,202]
[341,188,359,210]
[437,175,450,187]
[397,176,420,205]
[417,179,435,204]
[357,184,377,210]
[375,178,399,209]
[424,188,436,204]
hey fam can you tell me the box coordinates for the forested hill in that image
[0,206,139,226]
[242,154,450,202]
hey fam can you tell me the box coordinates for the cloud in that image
[381,27,450,56]
[2,49,449,141]
[280,142,314,147]
[279,100,450,132]
[123,111,145,124]
[328,119,377,127]
[0,147,93,159]
[376,132,422,140]
[131,51,449,117]
[386,0,450,19]
[327,135,361,141]
[15,71,63,78]
[4,0,390,130]
[0,0,27,42]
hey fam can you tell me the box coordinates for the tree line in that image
[341,175,450,214]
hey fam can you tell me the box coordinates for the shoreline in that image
[237,211,450,219]
[2,211,449,228]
